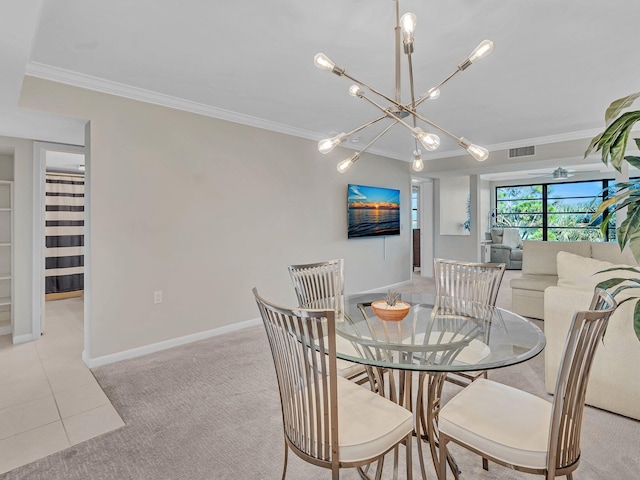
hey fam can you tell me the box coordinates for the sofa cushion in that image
[591,242,638,266]
[544,285,640,420]
[521,241,591,275]
[556,251,639,291]
[511,274,558,292]
[510,249,523,261]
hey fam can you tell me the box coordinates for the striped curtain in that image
[45,174,85,298]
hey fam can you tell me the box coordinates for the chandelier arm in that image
[406,52,418,126]
[406,52,421,156]
[394,0,401,104]
[415,67,462,108]
[358,93,417,133]
[360,88,464,147]
[354,120,399,157]
[343,114,389,138]
[411,110,462,144]
[342,71,412,116]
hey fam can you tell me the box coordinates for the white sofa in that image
[510,241,636,319]
[544,251,640,420]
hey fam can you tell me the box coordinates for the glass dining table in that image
[333,291,546,480]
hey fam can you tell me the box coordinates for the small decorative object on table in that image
[371,290,411,322]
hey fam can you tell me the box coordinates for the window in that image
[495,185,543,240]
[412,186,419,230]
[496,180,613,241]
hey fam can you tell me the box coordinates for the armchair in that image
[489,228,523,270]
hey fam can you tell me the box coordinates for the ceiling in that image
[2,0,640,178]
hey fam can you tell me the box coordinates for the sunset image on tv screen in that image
[348,184,400,238]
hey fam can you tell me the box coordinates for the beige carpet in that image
[3,272,639,479]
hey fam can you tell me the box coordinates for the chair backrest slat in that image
[253,288,339,467]
[289,259,345,319]
[434,258,506,309]
[547,288,616,475]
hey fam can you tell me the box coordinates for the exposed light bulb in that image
[428,88,440,99]
[318,133,347,154]
[459,137,489,161]
[468,40,494,63]
[412,150,424,172]
[413,128,440,151]
[467,144,489,162]
[400,12,417,44]
[337,153,359,173]
[314,53,336,72]
[349,85,363,97]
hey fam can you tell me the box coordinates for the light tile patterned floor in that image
[0,297,124,474]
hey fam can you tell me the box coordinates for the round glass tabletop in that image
[334,292,545,372]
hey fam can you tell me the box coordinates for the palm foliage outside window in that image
[495,180,615,242]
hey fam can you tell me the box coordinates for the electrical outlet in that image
[153,291,163,304]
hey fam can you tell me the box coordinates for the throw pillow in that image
[556,251,639,291]
[501,229,522,249]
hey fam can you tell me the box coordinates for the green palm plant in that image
[585,92,640,340]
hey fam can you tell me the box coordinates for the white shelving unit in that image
[0,180,12,336]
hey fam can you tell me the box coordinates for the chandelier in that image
[314,0,494,173]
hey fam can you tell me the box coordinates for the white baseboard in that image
[83,317,262,368]
[12,333,37,344]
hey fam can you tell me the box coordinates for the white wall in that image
[479,179,490,236]
[433,176,479,262]
[439,176,471,236]
[19,77,412,360]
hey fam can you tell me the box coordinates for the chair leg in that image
[567,475,573,480]
[281,443,289,480]
[405,433,413,480]
[439,435,448,479]
[482,457,489,470]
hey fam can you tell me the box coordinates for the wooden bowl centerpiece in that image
[371,291,411,322]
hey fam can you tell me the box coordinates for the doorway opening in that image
[33,142,87,341]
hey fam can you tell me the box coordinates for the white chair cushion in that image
[312,336,367,379]
[411,332,490,366]
[336,376,413,463]
[335,335,367,378]
[439,378,552,470]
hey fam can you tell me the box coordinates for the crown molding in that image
[24,62,605,164]
[25,62,321,142]
[422,128,605,162]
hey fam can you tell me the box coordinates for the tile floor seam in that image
[34,341,73,445]
[0,417,62,442]
[0,391,53,411]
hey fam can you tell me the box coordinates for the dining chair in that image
[253,288,414,480]
[437,288,616,480]
[433,258,506,387]
[288,259,368,383]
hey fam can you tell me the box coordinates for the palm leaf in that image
[635,302,640,341]
[618,202,640,251]
[595,266,640,275]
[624,156,640,170]
[595,277,636,290]
[605,92,640,124]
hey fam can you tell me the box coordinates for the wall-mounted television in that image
[348,184,400,238]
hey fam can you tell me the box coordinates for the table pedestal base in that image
[365,367,459,480]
